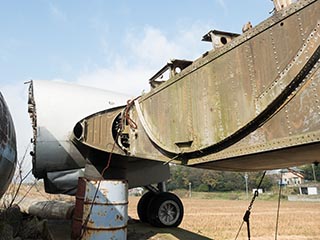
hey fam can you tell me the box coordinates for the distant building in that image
[299,183,320,195]
[282,169,304,186]
[267,168,304,186]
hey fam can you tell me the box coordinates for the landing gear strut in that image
[137,183,184,228]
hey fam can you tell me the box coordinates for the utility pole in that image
[312,163,317,182]
[189,182,192,198]
[244,173,249,199]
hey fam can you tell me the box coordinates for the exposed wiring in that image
[123,99,138,130]
[101,129,121,177]
[79,122,123,239]
[79,97,139,239]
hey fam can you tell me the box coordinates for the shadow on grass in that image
[128,220,212,240]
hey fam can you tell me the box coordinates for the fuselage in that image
[0,92,17,198]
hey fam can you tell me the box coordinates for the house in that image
[282,169,304,186]
[267,168,304,186]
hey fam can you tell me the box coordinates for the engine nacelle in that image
[28,80,170,195]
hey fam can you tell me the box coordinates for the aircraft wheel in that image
[137,191,155,222]
[147,192,184,228]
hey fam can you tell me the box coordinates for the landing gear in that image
[147,192,184,227]
[137,185,184,228]
[137,191,155,223]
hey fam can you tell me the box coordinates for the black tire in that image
[137,191,156,223]
[147,192,184,228]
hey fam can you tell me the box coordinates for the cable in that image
[79,97,139,239]
[101,129,121,177]
[79,180,102,240]
[79,125,122,239]
[234,171,266,240]
[274,171,283,240]
[124,99,138,130]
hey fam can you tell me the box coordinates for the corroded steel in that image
[72,177,86,239]
[81,179,128,240]
[76,107,124,155]
[0,92,17,198]
[134,0,320,169]
[136,0,319,156]
[75,0,320,171]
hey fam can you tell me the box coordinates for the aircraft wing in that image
[27,0,320,195]
[74,0,320,171]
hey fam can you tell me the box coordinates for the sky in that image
[0,0,274,178]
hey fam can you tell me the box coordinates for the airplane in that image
[0,92,17,199]
[26,0,319,229]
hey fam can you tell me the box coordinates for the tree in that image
[168,165,276,192]
[200,171,218,191]
[301,164,320,182]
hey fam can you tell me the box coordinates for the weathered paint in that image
[28,0,320,199]
[72,177,86,239]
[136,0,319,156]
[81,179,128,240]
[0,92,17,198]
[27,80,131,179]
[75,0,320,171]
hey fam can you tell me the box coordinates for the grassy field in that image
[128,194,320,240]
[2,184,319,239]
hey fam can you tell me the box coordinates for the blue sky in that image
[1,0,273,89]
[0,0,274,174]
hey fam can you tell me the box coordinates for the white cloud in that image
[1,21,215,183]
[76,22,212,95]
[49,3,67,22]
[77,64,152,96]
[126,23,211,67]
[216,0,228,13]
[126,26,183,67]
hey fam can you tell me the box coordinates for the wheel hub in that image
[158,200,180,225]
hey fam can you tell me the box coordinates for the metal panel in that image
[73,0,320,171]
[29,0,320,176]
[82,179,128,240]
[0,92,17,198]
[81,108,123,154]
[134,0,320,160]
[28,80,130,177]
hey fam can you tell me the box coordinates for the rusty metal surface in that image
[128,0,320,169]
[76,107,124,155]
[136,0,319,155]
[71,177,86,239]
[0,92,17,198]
[72,0,320,171]
[81,179,128,239]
